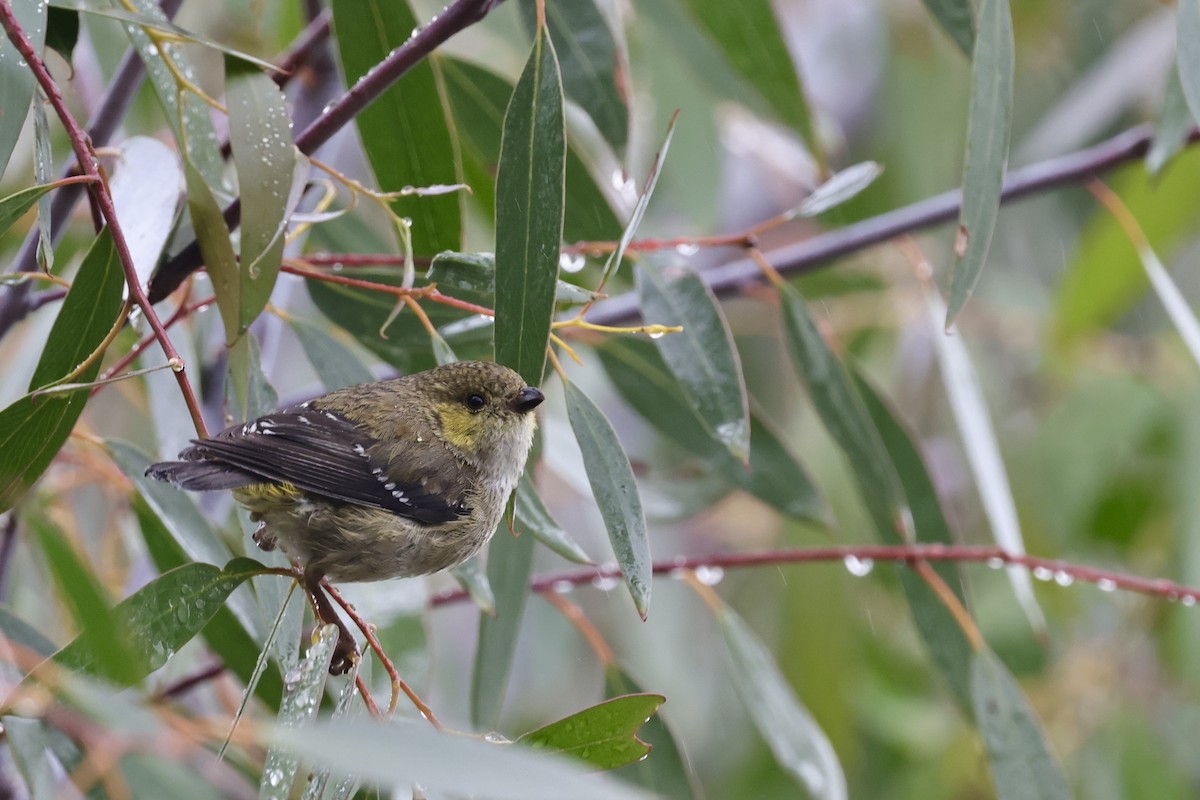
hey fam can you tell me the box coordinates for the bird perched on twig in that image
[147,360,544,673]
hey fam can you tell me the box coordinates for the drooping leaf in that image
[637,262,750,463]
[226,56,295,336]
[44,5,78,65]
[494,23,566,386]
[1177,0,1200,126]
[853,371,973,712]
[269,717,647,799]
[0,0,46,177]
[31,94,53,272]
[184,157,240,343]
[518,0,629,153]
[225,333,279,423]
[596,336,826,523]
[972,649,1071,800]
[515,476,592,564]
[451,554,497,616]
[331,0,460,256]
[518,693,664,771]
[919,0,974,56]
[1147,66,1193,176]
[565,382,651,618]
[287,316,375,392]
[945,0,1013,324]
[778,282,910,540]
[0,230,123,513]
[716,603,847,800]
[50,559,267,687]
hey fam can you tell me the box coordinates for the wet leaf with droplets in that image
[566,382,652,618]
[517,693,664,771]
[637,261,751,464]
[47,558,268,688]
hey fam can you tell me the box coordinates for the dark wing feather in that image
[168,406,463,525]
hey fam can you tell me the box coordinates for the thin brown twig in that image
[322,579,441,727]
[429,544,1200,608]
[0,4,207,437]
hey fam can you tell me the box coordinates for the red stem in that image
[0,2,207,437]
[429,544,1200,607]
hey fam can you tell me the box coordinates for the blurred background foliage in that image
[1,0,1200,797]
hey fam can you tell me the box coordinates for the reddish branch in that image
[429,544,1200,607]
[0,2,207,436]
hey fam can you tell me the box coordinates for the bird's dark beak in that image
[511,386,544,413]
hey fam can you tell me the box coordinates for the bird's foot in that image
[252,521,277,552]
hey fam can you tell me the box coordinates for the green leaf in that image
[518,693,664,771]
[44,5,79,64]
[267,718,647,800]
[287,316,375,391]
[31,97,53,273]
[604,667,700,799]
[130,498,284,709]
[226,334,279,423]
[716,603,846,800]
[259,625,338,800]
[1147,65,1193,176]
[596,336,826,523]
[471,522,535,729]
[778,282,910,540]
[5,716,57,799]
[225,56,295,337]
[920,0,974,56]
[30,512,134,684]
[1177,0,1200,126]
[519,0,629,153]
[185,157,240,343]
[428,251,602,307]
[120,0,223,184]
[0,180,78,240]
[451,554,497,616]
[331,0,460,256]
[789,161,884,219]
[0,0,46,177]
[0,606,57,660]
[565,382,651,618]
[945,0,1013,325]
[854,371,973,712]
[53,1,277,69]
[972,649,1071,800]
[441,58,618,244]
[306,268,491,374]
[494,23,566,386]
[51,559,267,687]
[671,0,823,168]
[0,230,123,513]
[637,263,750,463]
[515,477,592,564]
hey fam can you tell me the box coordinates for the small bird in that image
[146,361,544,673]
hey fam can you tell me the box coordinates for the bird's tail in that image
[144,460,258,491]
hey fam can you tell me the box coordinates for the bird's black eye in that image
[465,393,486,412]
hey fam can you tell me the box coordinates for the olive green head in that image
[417,361,543,459]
